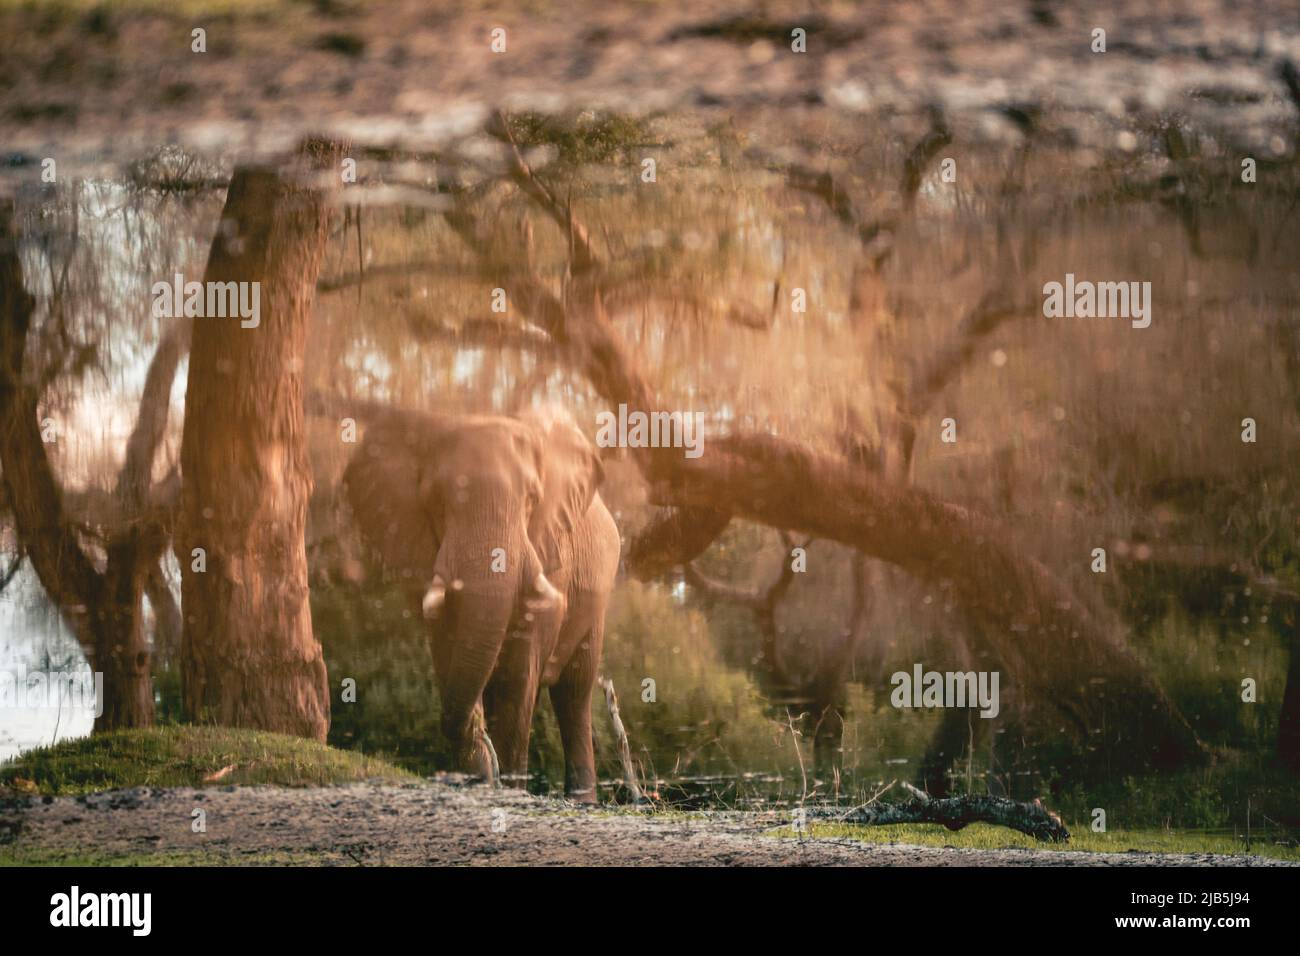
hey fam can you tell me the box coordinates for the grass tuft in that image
[764,821,1300,862]
[0,725,418,795]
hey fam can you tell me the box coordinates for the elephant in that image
[342,406,620,802]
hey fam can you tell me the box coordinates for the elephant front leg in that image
[429,615,508,785]
[439,699,498,783]
[482,632,543,788]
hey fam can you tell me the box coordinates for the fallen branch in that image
[811,781,1070,843]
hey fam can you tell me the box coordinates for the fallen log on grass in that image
[810,781,1071,843]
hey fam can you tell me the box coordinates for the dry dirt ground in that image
[2,780,1295,866]
[2,0,1298,167]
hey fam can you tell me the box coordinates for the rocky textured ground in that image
[2,781,1294,866]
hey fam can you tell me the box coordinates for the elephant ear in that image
[342,412,443,589]
[525,409,605,571]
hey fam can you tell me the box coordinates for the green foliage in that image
[594,581,786,793]
[764,821,1300,862]
[507,111,653,166]
[1136,613,1285,750]
[313,586,442,773]
[1050,756,1300,834]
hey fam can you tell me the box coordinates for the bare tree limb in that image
[116,319,190,514]
[774,106,951,266]
[904,288,1039,418]
[899,107,953,207]
[1277,59,1300,121]
[144,561,181,666]
[0,549,23,594]
[598,676,643,804]
[402,312,556,355]
[0,200,101,628]
[318,261,481,293]
[487,110,600,275]
[682,562,764,609]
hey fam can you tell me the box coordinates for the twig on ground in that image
[787,711,808,805]
[598,677,643,804]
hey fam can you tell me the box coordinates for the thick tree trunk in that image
[176,157,336,740]
[90,534,157,728]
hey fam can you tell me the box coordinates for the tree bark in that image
[91,534,159,728]
[176,154,336,741]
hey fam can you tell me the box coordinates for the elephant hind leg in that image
[549,623,604,804]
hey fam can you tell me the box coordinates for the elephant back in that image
[569,492,620,596]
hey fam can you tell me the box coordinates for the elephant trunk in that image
[422,526,561,621]
[436,587,516,780]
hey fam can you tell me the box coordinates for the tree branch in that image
[116,319,190,514]
[0,199,101,635]
[0,549,23,593]
[625,505,732,579]
[403,312,556,355]
[682,562,763,609]
[774,106,951,266]
[903,287,1039,418]
[144,561,181,666]
[487,110,600,275]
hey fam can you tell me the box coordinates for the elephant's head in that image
[342,409,601,628]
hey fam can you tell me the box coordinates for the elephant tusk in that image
[526,572,564,613]
[422,575,447,620]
